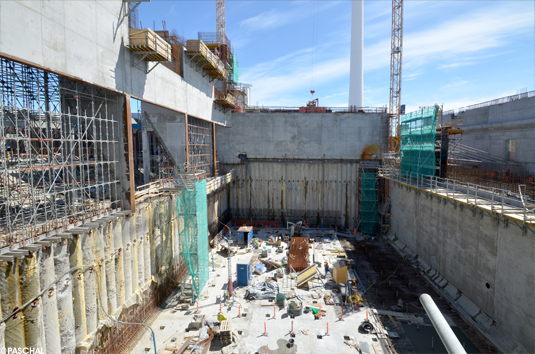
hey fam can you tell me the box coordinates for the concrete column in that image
[20,250,45,350]
[0,322,5,352]
[0,291,5,349]
[144,207,152,283]
[104,220,117,313]
[54,241,76,353]
[131,215,139,292]
[81,230,98,334]
[39,245,61,354]
[142,117,151,185]
[136,212,145,289]
[93,223,108,315]
[0,260,25,349]
[113,216,125,307]
[68,234,87,343]
[122,217,133,300]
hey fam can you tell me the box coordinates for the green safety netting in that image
[400,106,437,176]
[360,173,376,235]
[177,180,209,298]
[230,55,239,84]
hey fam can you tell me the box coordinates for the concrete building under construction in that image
[0,1,533,354]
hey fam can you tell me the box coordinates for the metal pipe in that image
[419,294,467,354]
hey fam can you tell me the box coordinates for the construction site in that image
[0,0,533,354]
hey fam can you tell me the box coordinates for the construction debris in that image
[244,281,280,300]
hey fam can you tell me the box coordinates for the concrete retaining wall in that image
[390,181,535,352]
[452,96,535,172]
[216,112,388,163]
[224,160,361,229]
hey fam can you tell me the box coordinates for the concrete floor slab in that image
[131,228,393,354]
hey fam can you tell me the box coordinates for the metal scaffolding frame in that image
[187,116,215,179]
[0,58,121,247]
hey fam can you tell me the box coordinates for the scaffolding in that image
[185,40,227,81]
[0,58,121,247]
[360,172,377,235]
[187,116,215,179]
[177,175,209,300]
[400,106,437,176]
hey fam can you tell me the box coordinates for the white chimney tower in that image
[349,0,364,109]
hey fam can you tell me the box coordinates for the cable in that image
[0,264,91,324]
[94,265,157,354]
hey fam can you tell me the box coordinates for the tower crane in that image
[216,0,225,44]
[388,0,403,151]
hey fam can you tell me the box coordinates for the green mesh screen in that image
[360,173,376,235]
[177,180,209,298]
[231,55,239,84]
[195,180,209,293]
[400,106,437,176]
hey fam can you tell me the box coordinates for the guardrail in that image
[378,167,534,228]
[442,90,535,116]
[206,169,236,195]
[240,106,388,114]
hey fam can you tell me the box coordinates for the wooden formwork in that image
[288,236,309,272]
[128,28,171,61]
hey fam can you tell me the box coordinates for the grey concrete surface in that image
[455,96,535,172]
[216,112,388,163]
[131,228,390,354]
[141,102,187,168]
[0,0,231,125]
[389,181,535,352]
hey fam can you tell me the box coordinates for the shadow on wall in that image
[113,1,148,96]
[361,144,381,160]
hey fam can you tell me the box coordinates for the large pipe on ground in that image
[419,293,467,354]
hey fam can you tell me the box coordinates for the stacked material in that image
[220,320,233,347]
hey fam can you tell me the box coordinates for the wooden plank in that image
[297,264,318,287]
[128,28,171,60]
[372,343,381,354]
[176,337,192,354]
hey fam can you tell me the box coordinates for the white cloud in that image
[363,3,533,72]
[438,62,475,69]
[441,80,470,90]
[239,1,343,32]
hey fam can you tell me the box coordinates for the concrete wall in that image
[224,160,361,229]
[451,96,535,172]
[216,112,388,163]
[207,187,230,238]
[0,0,231,125]
[0,195,182,353]
[141,102,187,166]
[390,181,535,352]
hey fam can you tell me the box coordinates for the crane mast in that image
[216,0,226,44]
[389,0,403,151]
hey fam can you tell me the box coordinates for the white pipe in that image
[419,294,467,354]
[349,0,364,108]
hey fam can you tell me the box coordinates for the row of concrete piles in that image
[0,195,180,353]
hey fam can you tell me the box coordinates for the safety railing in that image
[206,169,236,195]
[378,167,535,226]
[442,90,535,116]
[240,106,387,114]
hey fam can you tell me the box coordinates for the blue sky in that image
[137,1,535,112]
